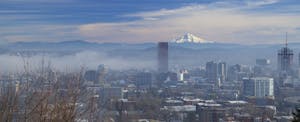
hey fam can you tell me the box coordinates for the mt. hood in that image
[173,33,214,43]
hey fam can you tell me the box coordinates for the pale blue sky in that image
[1,0,300,44]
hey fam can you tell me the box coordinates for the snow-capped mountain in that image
[173,33,214,43]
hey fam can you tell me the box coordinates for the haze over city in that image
[0,0,300,122]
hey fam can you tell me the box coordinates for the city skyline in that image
[1,0,300,121]
[1,0,300,44]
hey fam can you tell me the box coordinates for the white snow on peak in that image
[173,33,214,44]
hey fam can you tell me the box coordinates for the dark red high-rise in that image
[158,42,168,73]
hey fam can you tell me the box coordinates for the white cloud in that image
[79,0,300,44]
[245,0,280,7]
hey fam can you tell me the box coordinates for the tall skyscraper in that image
[218,62,227,82]
[97,64,107,85]
[206,61,227,82]
[158,42,168,73]
[206,61,218,82]
[228,64,242,81]
[243,77,274,98]
[277,34,293,75]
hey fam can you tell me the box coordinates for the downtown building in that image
[134,72,153,88]
[254,59,271,77]
[242,77,274,98]
[205,61,227,83]
[256,59,271,66]
[156,42,169,83]
[277,42,293,75]
[97,64,107,85]
[83,64,107,85]
[158,42,169,73]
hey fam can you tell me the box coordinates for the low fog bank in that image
[0,51,156,73]
[0,44,290,73]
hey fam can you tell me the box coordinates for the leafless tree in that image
[0,55,99,122]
